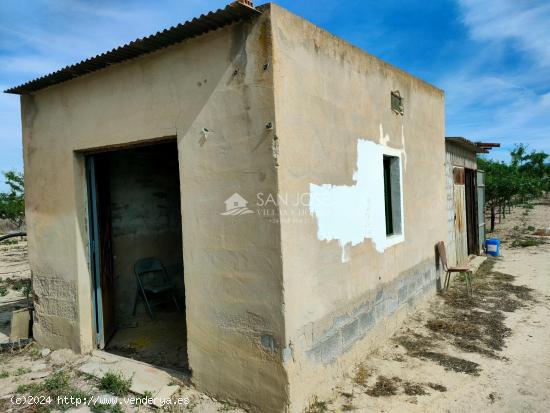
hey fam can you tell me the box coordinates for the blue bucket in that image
[485,238,500,257]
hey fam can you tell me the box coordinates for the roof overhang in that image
[445,136,500,154]
[4,1,260,95]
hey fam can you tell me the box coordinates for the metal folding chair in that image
[132,257,181,319]
[437,241,473,295]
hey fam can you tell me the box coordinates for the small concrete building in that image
[7,2,448,411]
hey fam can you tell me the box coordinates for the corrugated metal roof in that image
[445,137,499,154]
[4,1,260,95]
[446,137,480,152]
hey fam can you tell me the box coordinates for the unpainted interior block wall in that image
[104,143,184,323]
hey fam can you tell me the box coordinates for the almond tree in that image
[0,170,25,229]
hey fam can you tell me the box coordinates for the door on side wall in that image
[453,166,467,264]
[86,155,116,349]
[465,168,479,255]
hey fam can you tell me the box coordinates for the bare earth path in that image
[0,238,30,344]
[320,200,550,412]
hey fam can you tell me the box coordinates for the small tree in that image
[480,144,549,232]
[478,158,513,231]
[0,170,25,229]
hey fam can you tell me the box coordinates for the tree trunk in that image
[502,203,506,219]
[490,205,496,232]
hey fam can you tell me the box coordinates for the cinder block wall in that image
[269,4,447,410]
[105,144,184,322]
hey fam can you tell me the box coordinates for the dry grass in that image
[403,382,428,396]
[394,258,535,375]
[366,376,399,397]
[426,382,447,392]
[353,363,371,387]
[304,396,328,413]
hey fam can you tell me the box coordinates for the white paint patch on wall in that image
[309,138,405,262]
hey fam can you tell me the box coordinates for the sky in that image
[1,0,549,191]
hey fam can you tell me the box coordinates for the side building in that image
[445,137,498,265]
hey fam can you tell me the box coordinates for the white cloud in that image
[459,0,550,67]
[443,0,550,157]
[444,70,550,150]
[2,55,65,75]
[2,0,229,72]
[0,0,228,184]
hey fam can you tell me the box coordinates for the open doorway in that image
[86,140,187,371]
[464,168,479,255]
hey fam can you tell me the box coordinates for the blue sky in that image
[1,0,549,190]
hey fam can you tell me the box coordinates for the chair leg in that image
[444,271,451,291]
[141,290,155,320]
[461,272,469,296]
[132,289,139,316]
[172,293,181,313]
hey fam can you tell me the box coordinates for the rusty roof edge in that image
[4,1,261,95]
[445,136,481,153]
[445,136,499,153]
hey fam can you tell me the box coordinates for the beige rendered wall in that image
[21,11,288,412]
[270,5,447,410]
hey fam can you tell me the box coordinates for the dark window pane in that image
[391,91,404,115]
[384,156,393,235]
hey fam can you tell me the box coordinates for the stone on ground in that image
[78,350,179,400]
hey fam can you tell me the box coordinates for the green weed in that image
[511,238,544,248]
[17,370,91,412]
[99,371,132,397]
[14,367,31,376]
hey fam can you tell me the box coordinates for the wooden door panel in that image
[453,167,467,265]
[464,168,479,255]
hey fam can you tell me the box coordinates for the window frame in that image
[382,153,403,239]
[391,91,404,115]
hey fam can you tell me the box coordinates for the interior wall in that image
[102,142,184,323]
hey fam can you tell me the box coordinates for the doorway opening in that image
[86,140,188,372]
[464,168,479,255]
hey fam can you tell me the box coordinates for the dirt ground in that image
[1,199,549,412]
[307,199,550,412]
[0,236,246,413]
[0,237,30,344]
